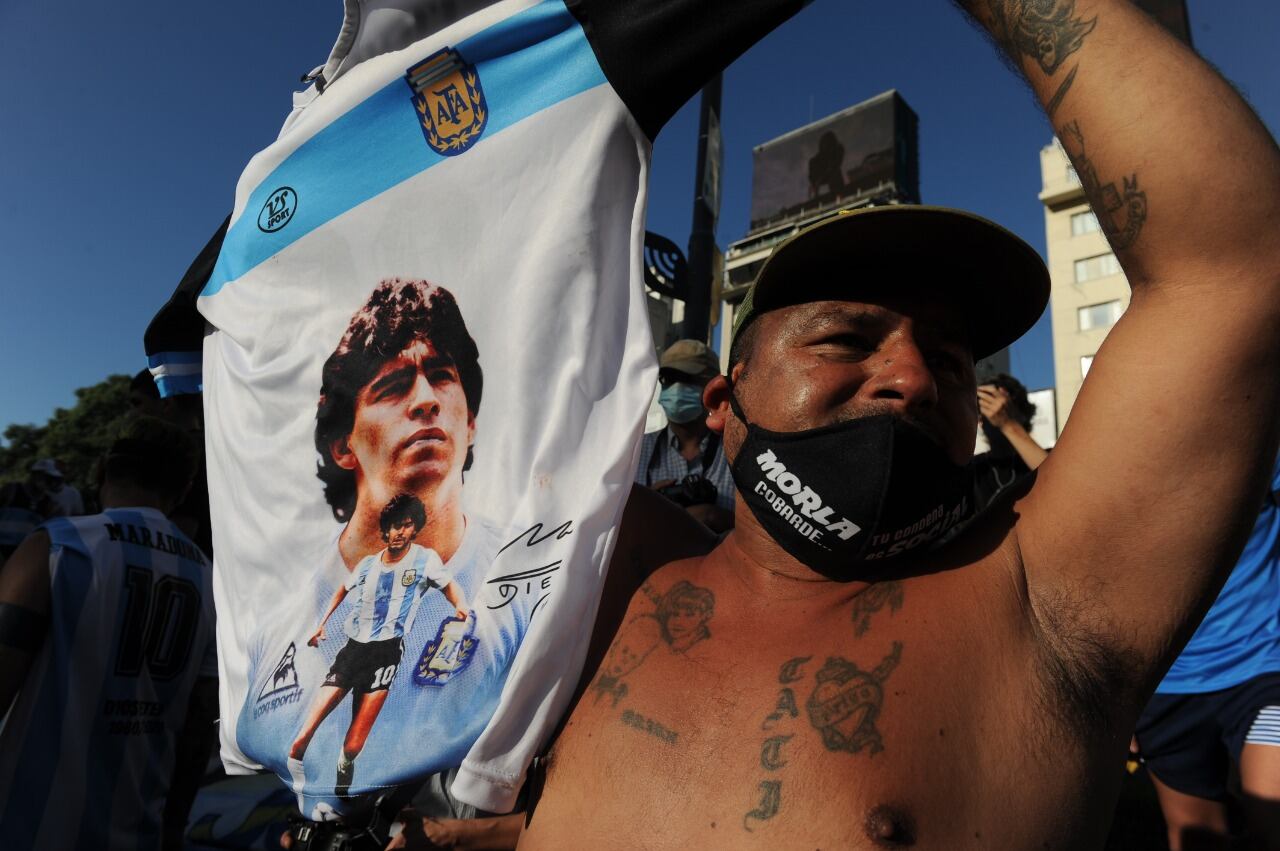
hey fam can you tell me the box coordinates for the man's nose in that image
[408,373,439,417]
[863,341,938,412]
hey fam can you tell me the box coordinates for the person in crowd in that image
[1135,453,1280,851]
[517,1,1280,845]
[28,458,83,517]
[0,416,218,850]
[635,340,735,532]
[972,373,1048,513]
[0,482,44,562]
[129,369,213,557]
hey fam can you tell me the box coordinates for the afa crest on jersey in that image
[401,569,417,587]
[414,615,478,686]
[405,48,488,156]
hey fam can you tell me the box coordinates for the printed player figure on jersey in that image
[287,494,470,797]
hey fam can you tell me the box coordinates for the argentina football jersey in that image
[344,545,447,642]
[146,0,810,816]
[0,509,216,850]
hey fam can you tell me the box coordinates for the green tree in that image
[0,374,133,491]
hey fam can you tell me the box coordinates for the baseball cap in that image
[30,459,63,478]
[731,205,1050,360]
[659,339,721,380]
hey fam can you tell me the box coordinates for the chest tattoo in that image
[807,642,903,755]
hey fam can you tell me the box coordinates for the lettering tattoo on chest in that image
[591,579,716,708]
[743,656,812,832]
[620,708,679,745]
[1059,121,1149,249]
[850,582,904,637]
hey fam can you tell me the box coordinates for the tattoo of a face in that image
[1060,121,1149,249]
[591,580,715,707]
[850,582,904,637]
[743,781,782,832]
[806,642,903,756]
[987,0,1097,76]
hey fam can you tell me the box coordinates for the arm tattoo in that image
[1045,63,1079,118]
[1060,121,1149,249]
[984,0,1097,76]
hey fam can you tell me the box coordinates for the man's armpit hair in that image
[1027,580,1142,743]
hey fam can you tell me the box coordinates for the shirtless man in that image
[520,2,1280,848]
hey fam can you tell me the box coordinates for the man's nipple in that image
[865,804,916,847]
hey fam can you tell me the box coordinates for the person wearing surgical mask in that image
[635,340,735,532]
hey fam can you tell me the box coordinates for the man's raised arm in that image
[957,0,1280,697]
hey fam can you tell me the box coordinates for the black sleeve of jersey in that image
[566,0,810,140]
[143,216,230,366]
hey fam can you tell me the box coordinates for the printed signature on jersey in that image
[486,520,574,620]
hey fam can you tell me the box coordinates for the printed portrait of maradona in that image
[238,279,530,816]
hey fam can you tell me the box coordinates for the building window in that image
[1071,211,1100,236]
[1077,300,1123,331]
[1074,253,1121,283]
[1081,355,1095,378]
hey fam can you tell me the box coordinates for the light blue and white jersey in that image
[343,544,449,643]
[239,515,529,820]
[0,507,216,851]
[146,0,807,812]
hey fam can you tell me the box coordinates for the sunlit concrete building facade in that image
[1038,139,1129,435]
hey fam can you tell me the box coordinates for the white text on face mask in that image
[753,450,861,541]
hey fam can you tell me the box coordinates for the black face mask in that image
[727,393,973,578]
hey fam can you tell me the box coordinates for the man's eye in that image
[820,333,874,352]
[429,368,457,384]
[927,353,965,377]
[374,377,412,400]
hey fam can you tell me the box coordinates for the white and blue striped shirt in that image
[343,544,449,643]
[0,508,216,850]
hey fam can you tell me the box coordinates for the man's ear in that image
[703,373,735,435]
[330,436,358,471]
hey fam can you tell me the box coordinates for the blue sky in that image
[1,0,1276,436]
